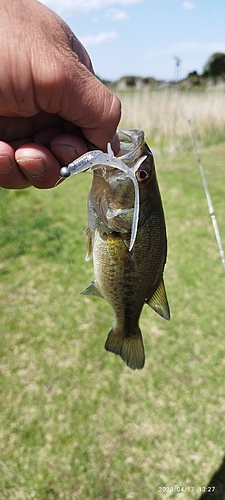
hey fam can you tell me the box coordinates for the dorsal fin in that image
[146,279,170,320]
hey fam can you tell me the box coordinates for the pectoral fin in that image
[83,227,93,261]
[81,280,103,298]
[146,279,170,320]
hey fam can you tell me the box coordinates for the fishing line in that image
[51,178,76,272]
[187,117,225,270]
[52,171,97,324]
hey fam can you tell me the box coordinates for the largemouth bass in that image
[60,130,170,370]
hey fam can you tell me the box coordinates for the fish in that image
[60,129,170,370]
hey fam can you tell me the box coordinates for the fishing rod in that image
[187,117,225,270]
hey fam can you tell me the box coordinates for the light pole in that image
[173,56,181,82]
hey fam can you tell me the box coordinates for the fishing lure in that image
[60,144,147,251]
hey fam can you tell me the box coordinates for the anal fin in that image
[146,279,170,320]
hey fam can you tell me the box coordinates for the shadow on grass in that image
[198,456,225,500]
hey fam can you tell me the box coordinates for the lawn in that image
[0,92,225,499]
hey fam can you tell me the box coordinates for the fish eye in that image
[136,167,150,182]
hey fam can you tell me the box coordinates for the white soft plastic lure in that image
[60,144,147,251]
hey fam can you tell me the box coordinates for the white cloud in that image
[182,1,194,10]
[80,31,119,46]
[40,0,144,17]
[146,41,225,59]
[106,8,129,21]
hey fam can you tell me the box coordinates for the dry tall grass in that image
[116,88,225,151]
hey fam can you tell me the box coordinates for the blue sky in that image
[41,0,225,81]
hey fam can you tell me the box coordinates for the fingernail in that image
[17,158,46,177]
[0,155,14,174]
[110,133,120,156]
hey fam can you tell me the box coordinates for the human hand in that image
[0,0,121,189]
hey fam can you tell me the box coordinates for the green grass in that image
[0,144,225,499]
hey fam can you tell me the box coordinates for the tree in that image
[125,76,136,87]
[203,53,225,78]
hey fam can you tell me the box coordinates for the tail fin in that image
[105,326,145,370]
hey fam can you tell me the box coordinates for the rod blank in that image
[187,117,225,270]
